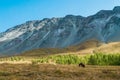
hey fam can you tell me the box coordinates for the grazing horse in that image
[79,63,85,68]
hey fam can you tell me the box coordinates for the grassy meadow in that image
[0,53,120,80]
[0,64,119,80]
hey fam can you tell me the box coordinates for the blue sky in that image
[0,0,120,32]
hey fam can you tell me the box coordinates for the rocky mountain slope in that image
[0,6,120,55]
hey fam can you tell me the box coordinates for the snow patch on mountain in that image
[0,29,25,42]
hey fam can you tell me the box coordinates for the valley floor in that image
[0,64,119,80]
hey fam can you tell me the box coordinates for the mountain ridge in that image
[0,6,120,55]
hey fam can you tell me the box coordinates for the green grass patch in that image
[0,53,120,66]
[0,56,25,61]
[32,53,120,65]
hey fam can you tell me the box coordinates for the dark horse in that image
[79,63,85,68]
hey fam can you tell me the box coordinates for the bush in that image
[32,53,120,66]
[88,53,120,65]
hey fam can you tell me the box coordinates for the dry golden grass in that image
[94,42,120,53]
[0,64,119,80]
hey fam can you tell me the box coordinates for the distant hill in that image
[20,40,120,56]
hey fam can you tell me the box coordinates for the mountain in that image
[20,40,101,56]
[0,6,120,55]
